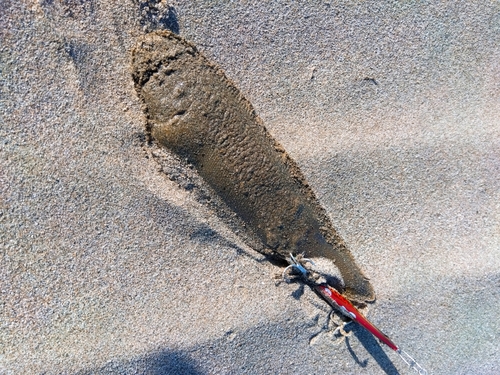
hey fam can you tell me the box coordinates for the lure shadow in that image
[346,324,401,375]
[345,333,369,368]
[291,283,305,300]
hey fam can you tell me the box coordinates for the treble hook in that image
[282,253,315,282]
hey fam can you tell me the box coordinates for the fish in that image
[131,30,375,303]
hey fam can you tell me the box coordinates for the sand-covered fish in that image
[131,30,374,302]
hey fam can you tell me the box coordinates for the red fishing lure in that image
[315,283,398,351]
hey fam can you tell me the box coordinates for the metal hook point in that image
[282,264,295,283]
[282,254,309,282]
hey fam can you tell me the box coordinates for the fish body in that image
[131,31,374,302]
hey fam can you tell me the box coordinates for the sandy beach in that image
[2,1,499,374]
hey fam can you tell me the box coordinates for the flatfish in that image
[131,31,374,302]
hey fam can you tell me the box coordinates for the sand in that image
[1,1,499,374]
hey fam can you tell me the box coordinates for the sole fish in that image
[131,31,374,302]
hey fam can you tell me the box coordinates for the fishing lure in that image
[285,255,428,375]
